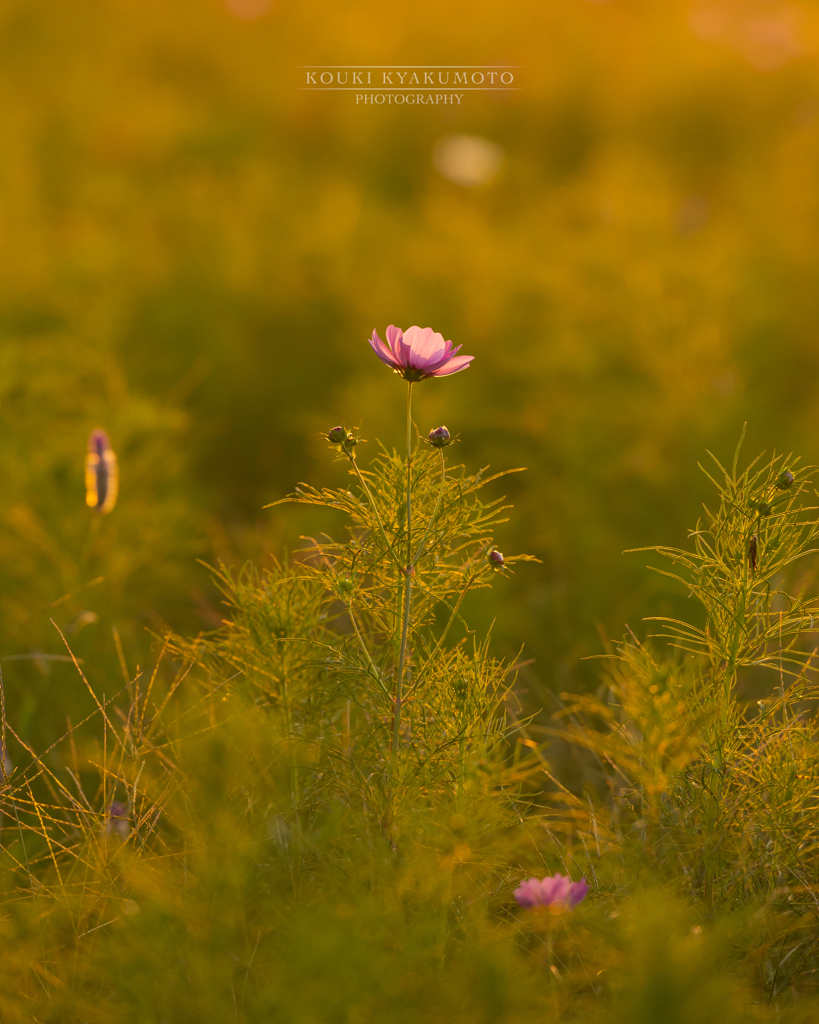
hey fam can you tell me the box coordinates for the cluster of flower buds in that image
[326,425,359,456]
[427,425,452,448]
[776,468,794,490]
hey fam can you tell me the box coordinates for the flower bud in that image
[85,429,118,513]
[776,469,794,490]
[327,426,346,445]
[488,549,504,568]
[428,425,451,448]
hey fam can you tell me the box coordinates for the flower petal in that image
[369,329,401,369]
[402,325,449,370]
[513,879,541,908]
[553,876,573,905]
[539,875,561,905]
[568,879,589,908]
[387,324,413,368]
[428,354,474,377]
[423,343,463,374]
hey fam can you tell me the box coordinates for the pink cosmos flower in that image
[514,873,588,912]
[368,325,474,382]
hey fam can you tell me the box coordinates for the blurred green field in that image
[2,3,819,1015]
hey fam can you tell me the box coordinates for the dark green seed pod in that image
[776,469,794,490]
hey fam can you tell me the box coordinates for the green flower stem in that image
[392,382,414,764]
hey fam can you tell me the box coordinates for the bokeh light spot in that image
[433,134,504,187]
[225,0,274,20]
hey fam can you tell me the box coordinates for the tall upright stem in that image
[392,382,413,764]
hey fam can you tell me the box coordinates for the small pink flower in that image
[368,325,474,382]
[514,873,588,913]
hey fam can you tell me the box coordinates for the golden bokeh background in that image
[2,0,819,738]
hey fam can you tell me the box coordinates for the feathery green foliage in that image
[3,431,819,1020]
[553,437,819,1005]
[175,430,538,835]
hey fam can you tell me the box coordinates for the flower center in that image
[396,367,430,383]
